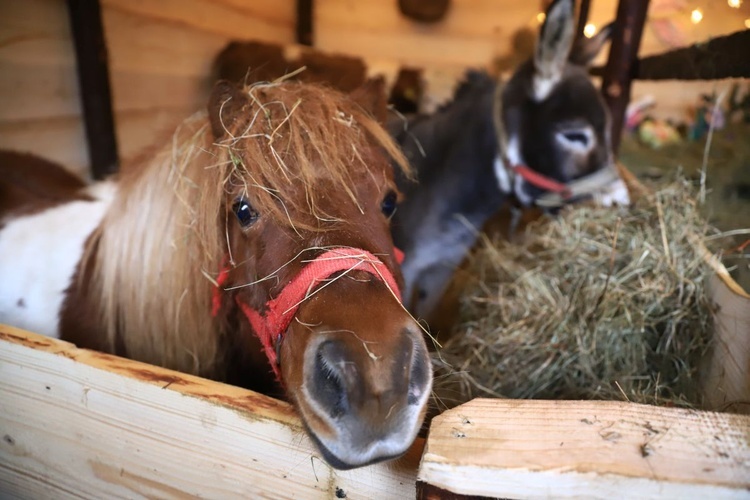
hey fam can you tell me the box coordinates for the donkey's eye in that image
[232,198,259,228]
[381,190,398,218]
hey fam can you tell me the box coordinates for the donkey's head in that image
[207,80,432,469]
[497,0,623,206]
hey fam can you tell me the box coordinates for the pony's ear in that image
[350,77,389,124]
[533,0,576,101]
[570,22,613,66]
[208,80,249,139]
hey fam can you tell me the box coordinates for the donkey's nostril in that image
[556,127,594,153]
[562,131,589,145]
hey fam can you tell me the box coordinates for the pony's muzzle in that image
[300,324,432,469]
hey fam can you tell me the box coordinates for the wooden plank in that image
[0,325,422,498]
[101,7,229,77]
[418,399,750,499]
[703,274,750,414]
[101,0,293,44]
[315,0,515,68]
[0,61,80,122]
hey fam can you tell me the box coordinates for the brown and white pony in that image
[0,80,432,470]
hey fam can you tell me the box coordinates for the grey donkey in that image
[389,0,629,323]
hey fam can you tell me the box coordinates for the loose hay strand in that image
[434,177,720,410]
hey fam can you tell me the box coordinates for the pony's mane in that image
[89,81,409,378]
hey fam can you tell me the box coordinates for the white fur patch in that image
[0,183,115,337]
[494,135,523,195]
[532,75,558,102]
[493,157,512,194]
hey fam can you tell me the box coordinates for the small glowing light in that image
[728,0,741,8]
[691,8,703,24]
[583,23,597,38]
[536,12,546,23]
[745,18,750,29]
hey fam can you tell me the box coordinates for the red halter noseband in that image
[512,164,572,198]
[211,247,403,382]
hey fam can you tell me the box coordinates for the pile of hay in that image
[434,178,719,410]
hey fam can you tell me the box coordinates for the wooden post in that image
[66,0,119,179]
[297,0,314,46]
[577,0,592,39]
[600,0,649,154]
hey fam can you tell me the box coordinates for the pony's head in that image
[497,0,622,206]
[204,80,432,469]
[94,79,431,470]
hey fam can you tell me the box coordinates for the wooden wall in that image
[1,0,746,179]
[0,0,293,179]
[316,0,749,120]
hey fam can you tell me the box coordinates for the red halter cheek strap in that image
[212,247,403,382]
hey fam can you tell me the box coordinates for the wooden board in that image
[0,325,422,499]
[418,398,750,499]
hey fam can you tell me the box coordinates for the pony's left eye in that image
[232,198,259,228]
[381,190,398,218]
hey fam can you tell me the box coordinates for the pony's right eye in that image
[232,198,259,228]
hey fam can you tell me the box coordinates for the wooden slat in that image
[101,0,293,44]
[0,325,422,498]
[419,398,750,499]
[315,0,516,69]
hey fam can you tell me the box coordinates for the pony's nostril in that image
[312,342,352,419]
[408,340,431,406]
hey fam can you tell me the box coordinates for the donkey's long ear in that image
[208,80,249,140]
[570,22,613,66]
[350,77,389,124]
[533,0,576,101]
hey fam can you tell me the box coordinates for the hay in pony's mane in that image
[89,80,409,378]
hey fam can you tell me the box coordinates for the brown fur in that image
[0,151,91,221]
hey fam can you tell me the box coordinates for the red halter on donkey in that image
[0,80,432,470]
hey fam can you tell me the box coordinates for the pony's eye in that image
[381,190,398,218]
[232,198,259,228]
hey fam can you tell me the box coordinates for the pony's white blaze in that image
[0,183,115,337]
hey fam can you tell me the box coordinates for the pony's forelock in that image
[215,81,410,230]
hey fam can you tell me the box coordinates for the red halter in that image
[211,247,403,382]
[512,164,572,198]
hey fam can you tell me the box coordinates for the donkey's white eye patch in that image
[555,126,595,154]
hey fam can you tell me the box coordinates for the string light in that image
[583,23,597,38]
[728,0,741,8]
[690,8,703,24]
[536,12,546,23]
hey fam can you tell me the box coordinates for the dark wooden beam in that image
[296,0,313,46]
[636,30,750,80]
[600,0,650,154]
[66,0,119,179]
[577,0,592,40]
